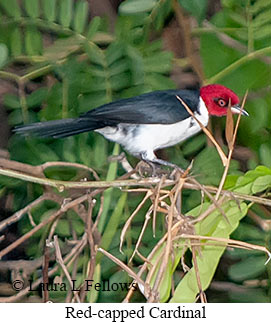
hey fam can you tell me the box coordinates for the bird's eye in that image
[215,98,227,107]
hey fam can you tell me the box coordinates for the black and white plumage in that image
[14,85,248,169]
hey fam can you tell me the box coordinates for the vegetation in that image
[0,0,270,303]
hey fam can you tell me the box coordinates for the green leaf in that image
[110,73,131,91]
[87,16,101,40]
[143,51,173,73]
[43,36,81,61]
[252,9,271,27]
[224,174,239,190]
[98,191,127,262]
[90,66,106,78]
[229,288,270,303]
[0,174,22,188]
[42,0,56,22]
[126,45,144,85]
[145,73,175,90]
[24,0,40,18]
[153,0,172,30]
[10,27,22,57]
[34,143,60,162]
[73,0,88,33]
[26,88,48,108]
[62,137,77,163]
[193,147,225,186]
[59,0,73,28]
[0,43,8,69]
[148,245,173,301]
[231,222,264,241]
[97,143,120,232]
[259,143,271,167]
[228,256,267,282]
[106,42,124,66]
[109,58,129,76]
[253,24,271,40]
[0,0,21,18]
[233,166,271,194]
[182,135,206,156]
[255,165,271,175]
[84,42,105,66]
[227,11,247,26]
[3,94,20,109]
[178,0,208,23]
[119,0,157,15]
[25,26,43,55]
[93,135,107,167]
[8,110,23,125]
[170,202,248,302]
[251,0,271,14]
[55,219,70,236]
[87,264,101,302]
[252,175,271,194]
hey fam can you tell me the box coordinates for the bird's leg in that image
[141,151,184,177]
[140,152,160,176]
[137,159,157,177]
[151,158,183,172]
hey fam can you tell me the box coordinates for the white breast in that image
[95,97,209,157]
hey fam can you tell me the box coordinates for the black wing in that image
[81,89,200,125]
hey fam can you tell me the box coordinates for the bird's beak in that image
[230,104,249,116]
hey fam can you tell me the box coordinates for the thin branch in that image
[54,235,81,302]
[176,95,227,166]
[80,199,97,302]
[148,177,185,302]
[206,47,271,84]
[0,234,87,303]
[176,233,271,264]
[0,194,89,260]
[98,247,147,297]
[191,245,207,303]
[42,243,50,303]
[215,91,248,200]
[120,190,153,253]
[1,164,270,205]
[173,0,204,82]
[0,193,63,232]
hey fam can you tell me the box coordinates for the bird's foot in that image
[136,161,169,178]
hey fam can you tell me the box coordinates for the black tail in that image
[14,118,101,138]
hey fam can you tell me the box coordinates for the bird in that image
[14,84,248,171]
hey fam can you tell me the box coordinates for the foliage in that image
[0,0,270,303]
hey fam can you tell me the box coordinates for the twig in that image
[189,195,227,225]
[1,164,270,207]
[98,247,147,297]
[80,199,97,302]
[176,233,271,264]
[0,234,87,303]
[0,193,63,232]
[191,246,207,303]
[176,95,227,166]
[54,235,81,302]
[42,243,50,303]
[215,91,248,200]
[129,206,153,264]
[120,190,153,253]
[149,177,185,302]
[0,194,89,260]
[248,209,271,232]
[206,47,271,84]
[152,175,166,237]
[173,0,204,82]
